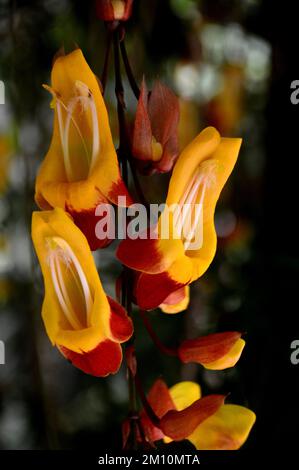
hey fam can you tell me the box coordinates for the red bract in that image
[140,379,226,442]
[160,394,226,441]
[96,0,134,22]
[132,79,179,174]
[140,379,175,442]
[139,380,256,450]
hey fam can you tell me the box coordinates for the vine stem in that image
[139,310,178,357]
[134,374,160,427]
[101,26,113,94]
[113,26,139,449]
[127,157,151,213]
[112,26,150,210]
[120,37,140,99]
[113,24,161,448]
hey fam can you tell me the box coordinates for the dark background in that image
[0,0,298,454]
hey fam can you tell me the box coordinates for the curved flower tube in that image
[35,49,132,250]
[141,380,255,450]
[31,208,133,377]
[117,126,242,310]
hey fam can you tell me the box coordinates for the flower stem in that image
[139,309,178,357]
[134,374,160,427]
[113,28,128,181]
[101,26,113,94]
[113,27,150,210]
[113,26,140,449]
[113,24,161,449]
[120,38,140,99]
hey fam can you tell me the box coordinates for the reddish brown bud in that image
[122,418,131,449]
[125,345,137,377]
[96,0,133,22]
[132,79,180,174]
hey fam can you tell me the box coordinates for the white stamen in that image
[183,184,206,251]
[54,255,84,329]
[47,237,93,329]
[173,170,198,229]
[56,100,66,161]
[46,83,100,182]
[173,160,218,251]
[174,172,204,236]
[88,96,100,174]
[56,96,90,169]
[49,254,83,330]
[63,97,83,181]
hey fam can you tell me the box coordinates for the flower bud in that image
[132,79,180,174]
[96,0,133,22]
[178,331,245,370]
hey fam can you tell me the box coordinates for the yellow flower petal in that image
[166,127,221,206]
[188,404,256,450]
[203,338,245,370]
[36,49,130,212]
[31,208,111,353]
[169,381,201,411]
[165,129,242,283]
[118,127,242,310]
[160,286,190,314]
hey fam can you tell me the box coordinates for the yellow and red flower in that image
[178,331,246,370]
[132,79,180,174]
[31,208,133,377]
[35,49,132,250]
[159,286,190,314]
[117,126,242,310]
[141,380,255,449]
[96,0,133,22]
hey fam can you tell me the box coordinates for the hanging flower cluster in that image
[31,0,255,451]
[140,380,255,450]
